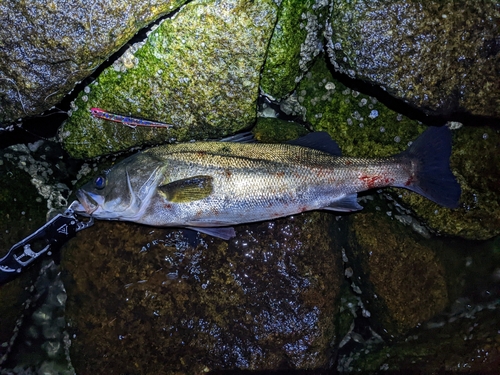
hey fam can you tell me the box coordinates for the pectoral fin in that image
[159,175,213,203]
[323,194,363,212]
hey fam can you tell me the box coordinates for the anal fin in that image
[187,226,236,240]
[322,194,363,212]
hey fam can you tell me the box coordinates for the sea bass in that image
[74,126,461,239]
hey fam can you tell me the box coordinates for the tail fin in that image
[399,126,461,208]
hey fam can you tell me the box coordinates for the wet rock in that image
[401,126,500,241]
[340,307,500,372]
[61,212,342,373]
[296,56,426,158]
[345,212,449,338]
[0,156,47,365]
[338,235,500,372]
[327,1,500,118]
[1,261,75,374]
[260,0,329,99]
[0,151,48,253]
[296,56,500,240]
[0,0,189,125]
[60,0,277,159]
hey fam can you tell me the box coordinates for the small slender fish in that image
[90,107,173,129]
[74,126,461,240]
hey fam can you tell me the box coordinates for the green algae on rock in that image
[346,213,449,338]
[327,0,500,118]
[60,0,277,159]
[260,0,329,99]
[338,235,500,372]
[0,0,189,124]
[401,126,500,241]
[297,56,500,240]
[252,117,308,143]
[62,212,342,373]
[296,56,426,157]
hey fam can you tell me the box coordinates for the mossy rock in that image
[297,56,500,240]
[252,117,308,143]
[260,0,329,99]
[62,212,342,373]
[346,212,449,337]
[60,0,277,159]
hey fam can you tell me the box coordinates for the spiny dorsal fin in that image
[159,175,213,203]
[287,132,342,156]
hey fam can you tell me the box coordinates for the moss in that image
[252,117,308,143]
[62,212,342,373]
[297,56,426,158]
[60,0,277,159]
[260,0,329,99]
[347,213,449,337]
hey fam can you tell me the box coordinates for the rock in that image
[338,235,500,372]
[345,213,449,338]
[0,0,189,124]
[260,0,329,99]
[296,56,426,158]
[296,56,500,240]
[327,1,500,118]
[401,126,500,241]
[340,308,500,372]
[59,0,277,159]
[61,212,342,373]
[0,156,47,365]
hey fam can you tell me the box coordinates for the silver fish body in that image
[75,128,460,239]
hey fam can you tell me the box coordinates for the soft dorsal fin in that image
[159,175,213,203]
[287,132,342,156]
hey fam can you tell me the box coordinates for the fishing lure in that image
[90,107,173,129]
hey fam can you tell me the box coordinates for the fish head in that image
[74,153,163,221]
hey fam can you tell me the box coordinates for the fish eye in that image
[94,175,106,190]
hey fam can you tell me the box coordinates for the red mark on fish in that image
[359,174,395,189]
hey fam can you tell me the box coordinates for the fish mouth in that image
[75,189,99,215]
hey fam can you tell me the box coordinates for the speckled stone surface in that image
[296,56,500,241]
[59,0,277,159]
[327,0,500,118]
[0,0,188,124]
[62,213,342,373]
[260,0,329,99]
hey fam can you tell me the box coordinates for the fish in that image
[74,126,461,240]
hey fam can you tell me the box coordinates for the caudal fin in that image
[399,126,461,208]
